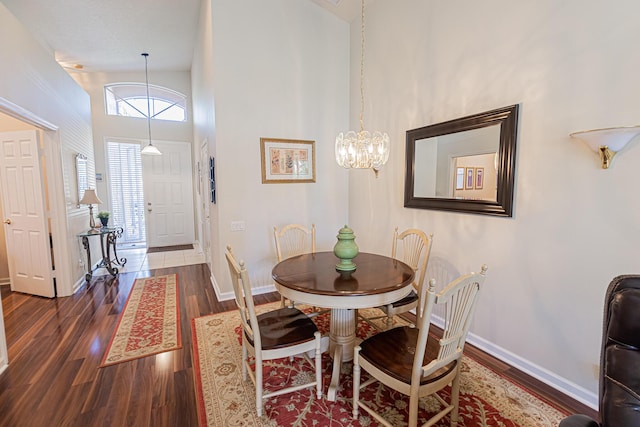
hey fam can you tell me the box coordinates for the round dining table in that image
[272,251,415,401]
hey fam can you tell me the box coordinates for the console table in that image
[78,227,127,282]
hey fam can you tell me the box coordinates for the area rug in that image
[192,303,566,426]
[101,274,181,367]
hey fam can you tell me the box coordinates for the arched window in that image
[104,83,187,122]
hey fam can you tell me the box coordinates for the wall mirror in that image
[76,153,88,207]
[404,104,519,217]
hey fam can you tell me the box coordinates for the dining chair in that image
[360,227,433,330]
[273,223,316,309]
[225,245,323,417]
[353,265,488,427]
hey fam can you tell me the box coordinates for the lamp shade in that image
[570,126,640,152]
[570,125,640,169]
[79,188,103,205]
[141,143,162,155]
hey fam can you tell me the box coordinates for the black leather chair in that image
[559,275,640,427]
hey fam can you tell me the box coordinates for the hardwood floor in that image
[0,264,596,426]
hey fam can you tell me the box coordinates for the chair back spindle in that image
[274,224,316,262]
[415,265,487,382]
[225,245,259,348]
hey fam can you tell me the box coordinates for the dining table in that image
[272,251,415,401]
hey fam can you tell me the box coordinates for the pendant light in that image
[140,53,162,155]
[334,0,389,177]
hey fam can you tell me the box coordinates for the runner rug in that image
[101,274,181,367]
[192,302,566,426]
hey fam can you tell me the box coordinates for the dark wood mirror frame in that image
[404,104,519,217]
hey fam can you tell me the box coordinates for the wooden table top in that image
[272,252,414,296]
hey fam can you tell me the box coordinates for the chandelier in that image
[335,0,389,177]
[140,53,162,156]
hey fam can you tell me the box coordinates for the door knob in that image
[3,219,11,224]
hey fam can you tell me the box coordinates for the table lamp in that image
[79,188,103,230]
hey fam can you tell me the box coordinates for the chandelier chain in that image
[359,0,365,133]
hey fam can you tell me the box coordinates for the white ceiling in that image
[1,0,367,73]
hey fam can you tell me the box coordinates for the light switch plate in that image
[231,221,245,232]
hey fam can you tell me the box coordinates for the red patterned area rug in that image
[192,303,566,426]
[101,274,181,367]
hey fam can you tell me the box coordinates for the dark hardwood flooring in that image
[0,263,596,426]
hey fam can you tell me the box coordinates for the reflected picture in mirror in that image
[404,104,519,217]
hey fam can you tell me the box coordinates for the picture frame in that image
[260,138,316,184]
[455,167,465,190]
[465,167,474,190]
[475,168,484,190]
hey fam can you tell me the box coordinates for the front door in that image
[0,130,54,297]
[143,140,195,248]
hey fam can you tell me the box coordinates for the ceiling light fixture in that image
[334,0,389,177]
[140,53,162,156]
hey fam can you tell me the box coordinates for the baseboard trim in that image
[429,314,598,410]
[212,279,277,302]
[466,331,598,410]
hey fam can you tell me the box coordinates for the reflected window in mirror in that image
[76,153,88,208]
[404,104,519,217]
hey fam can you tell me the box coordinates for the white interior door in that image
[0,130,54,297]
[143,140,195,248]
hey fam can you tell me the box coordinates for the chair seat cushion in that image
[389,289,418,308]
[359,326,456,385]
[246,307,318,350]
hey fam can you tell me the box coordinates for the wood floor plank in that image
[0,263,595,426]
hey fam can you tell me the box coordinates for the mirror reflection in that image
[413,125,500,201]
[404,105,519,217]
[76,154,88,207]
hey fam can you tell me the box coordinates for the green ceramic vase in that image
[333,225,358,272]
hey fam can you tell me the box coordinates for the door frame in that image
[0,97,72,296]
[199,139,211,268]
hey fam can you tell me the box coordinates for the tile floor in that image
[93,246,206,276]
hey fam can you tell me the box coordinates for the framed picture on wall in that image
[260,138,316,184]
[475,168,484,190]
[465,167,474,190]
[455,167,465,190]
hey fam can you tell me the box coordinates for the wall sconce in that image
[570,126,640,169]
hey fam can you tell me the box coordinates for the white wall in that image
[192,0,217,274]
[0,4,94,296]
[194,0,350,297]
[348,0,640,407]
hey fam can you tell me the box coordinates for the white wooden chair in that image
[353,265,488,427]
[361,227,433,329]
[225,245,323,417]
[273,224,316,308]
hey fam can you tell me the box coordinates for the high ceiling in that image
[1,0,366,73]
